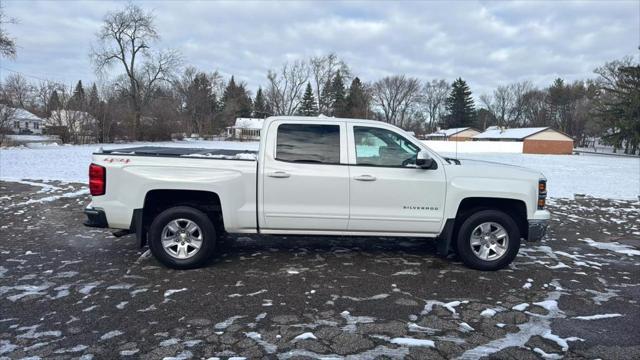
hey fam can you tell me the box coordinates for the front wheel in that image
[148,206,216,269]
[455,209,520,271]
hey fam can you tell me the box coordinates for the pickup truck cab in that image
[84,116,550,270]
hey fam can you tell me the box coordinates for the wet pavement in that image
[1,180,639,359]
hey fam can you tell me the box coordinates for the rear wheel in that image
[148,206,216,269]
[455,209,520,271]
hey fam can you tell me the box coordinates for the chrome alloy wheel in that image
[161,219,203,259]
[470,222,509,261]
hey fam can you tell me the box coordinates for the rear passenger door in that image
[261,121,350,231]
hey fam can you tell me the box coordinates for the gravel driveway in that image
[1,180,639,359]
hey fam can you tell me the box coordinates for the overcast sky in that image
[1,0,638,97]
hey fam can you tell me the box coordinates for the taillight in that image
[538,179,547,209]
[89,163,106,196]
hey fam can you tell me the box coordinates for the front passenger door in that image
[347,125,446,234]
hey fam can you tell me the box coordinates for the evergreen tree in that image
[298,83,318,116]
[185,73,216,134]
[445,78,476,128]
[331,71,346,117]
[68,80,86,110]
[345,77,370,119]
[253,87,270,118]
[87,83,100,116]
[48,90,61,112]
[221,76,253,126]
[319,77,334,116]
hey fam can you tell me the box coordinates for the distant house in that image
[473,127,574,154]
[1,106,45,134]
[226,118,265,140]
[47,110,97,143]
[424,127,480,141]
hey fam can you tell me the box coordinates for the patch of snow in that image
[480,308,497,317]
[214,315,245,330]
[458,281,583,359]
[407,322,438,334]
[389,337,435,347]
[183,340,203,347]
[512,303,529,311]
[164,288,188,297]
[54,345,88,353]
[100,330,124,341]
[293,332,317,341]
[159,338,180,347]
[341,294,389,301]
[533,347,563,359]
[245,332,277,354]
[573,313,623,320]
[181,152,257,160]
[579,238,640,256]
[422,300,468,316]
[458,322,475,332]
[340,310,376,332]
[0,340,18,355]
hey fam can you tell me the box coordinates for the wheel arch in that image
[454,197,528,240]
[137,189,224,248]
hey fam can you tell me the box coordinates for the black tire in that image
[148,206,216,269]
[455,209,520,271]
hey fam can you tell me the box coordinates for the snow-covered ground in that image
[0,141,638,199]
[0,140,259,183]
[439,152,639,200]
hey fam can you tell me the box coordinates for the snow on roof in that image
[474,127,549,140]
[1,106,43,122]
[50,109,95,119]
[233,118,265,129]
[426,127,471,137]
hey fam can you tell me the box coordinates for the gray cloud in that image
[1,0,637,97]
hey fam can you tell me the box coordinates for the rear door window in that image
[276,124,341,164]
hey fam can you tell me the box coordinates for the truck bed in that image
[98,146,257,160]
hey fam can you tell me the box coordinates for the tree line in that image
[0,3,637,154]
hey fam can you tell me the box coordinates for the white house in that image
[226,118,265,140]
[47,110,97,144]
[47,109,97,134]
[1,106,45,134]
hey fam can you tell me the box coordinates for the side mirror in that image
[416,150,435,169]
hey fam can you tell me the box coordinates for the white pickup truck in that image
[84,116,549,271]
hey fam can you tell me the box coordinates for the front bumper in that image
[527,219,548,241]
[84,207,108,228]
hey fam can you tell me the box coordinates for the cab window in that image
[353,126,419,167]
[276,124,340,164]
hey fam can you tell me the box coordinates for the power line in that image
[0,66,83,85]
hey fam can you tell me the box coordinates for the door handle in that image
[267,171,290,178]
[354,174,376,181]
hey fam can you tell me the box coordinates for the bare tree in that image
[509,80,533,126]
[422,79,450,131]
[309,53,350,114]
[265,60,310,116]
[0,105,16,145]
[481,81,533,128]
[371,75,421,128]
[0,4,17,58]
[91,3,180,140]
[36,81,64,116]
[2,73,33,108]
